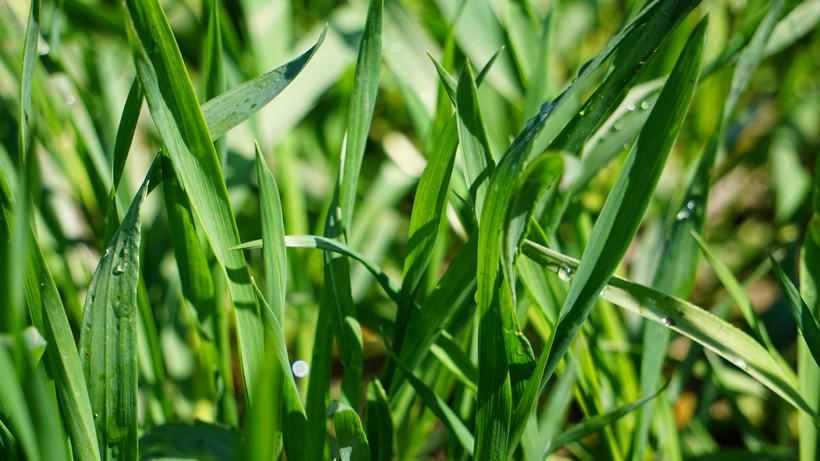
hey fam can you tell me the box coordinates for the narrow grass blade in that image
[79,161,155,460]
[386,345,475,455]
[25,246,101,461]
[112,78,143,191]
[508,19,707,455]
[124,0,265,402]
[799,157,820,460]
[161,154,215,319]
[770,255,820,369]
[201,27,326,141]
[249,143,289,457]
[456,62,494,220]
[544,384,666,457]
[338,0,382,236]
[365,378,393,461]
[0,346,39,460]
[521,240,820,424]
[333,402,371,461]
[692,232,791,376]
[765,1,820,56]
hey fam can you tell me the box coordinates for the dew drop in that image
[735,358,748,370]
[640,101,650,110]
[292,360,310,378]
[626,102,636,111]
[613,121,624,131]
[113,260,127,276]
[685,199,696,210]
[558,266,574,282]
[579,110,586,116]
[66,94,76,105]
[662,317,676,327]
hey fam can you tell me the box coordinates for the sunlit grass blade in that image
[544,384,666,457]
[365,378,393,461]
[251,142,289,457]
[692,232,791,375]
[764,1,820,56]
[333,402,370,461]
[201,27,326,141]
[79,161,155,459]
[508,19,707,455]
[123,0,265,402]
[521,240,820,424]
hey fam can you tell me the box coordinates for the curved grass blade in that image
[521,240,820,424]
[800,161,820,460]
[365,378,393,461]
[79,161,155,460]
[124,0,265,402]
[544,384,666,457]
[507,19,707,456]
[333,402,371,461]
[770,255,820,369]
[202,26,326,141]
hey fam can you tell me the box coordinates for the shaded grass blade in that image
[544,384,666,457]
[521,240,820,424]
[365,378,393,461]
[79,161,155,459]
[508,18,707,456]
[456,62,494,220]
[800,160,820,460]
[770,255,820,369]
[123,0,265,402]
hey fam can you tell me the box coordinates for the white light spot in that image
[292,360,310,378]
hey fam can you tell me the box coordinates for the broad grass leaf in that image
[79,162,155,460]
[124,0,265,402]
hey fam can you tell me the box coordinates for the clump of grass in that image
[1,0,818,460]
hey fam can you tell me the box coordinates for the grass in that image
[0,0,819,459]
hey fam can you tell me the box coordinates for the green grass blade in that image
[544,384,666,457]
[26,247,101,461]
[800,160,820,460]
[770,255,820,369]
[139,421,238,459]
[123,0,265,402]
[765,1,820,56]
[79,161,154,459]
[0,346,41,461]
[201,27,326,141]
[386,345,475,455]
[692,232,791,375]
[521,240,820,424]
[508,18,707,455]
[111,78,143,191]
[365,378,393,461]
[333,402,371,461]
[339,0,382,236]
[456,62,494,220]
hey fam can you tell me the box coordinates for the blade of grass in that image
[521,240,820,424]
[544,384,666,457]
[365,378,393,461]
[123,0,265,402]
[508,19,707,456]
[456,61,494,220]
[692,232,792,377]
[79,160,155,460]
[333,402,370,461]
[201,27,326,142]
[800,159,820,461]
[770,255,820,369]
